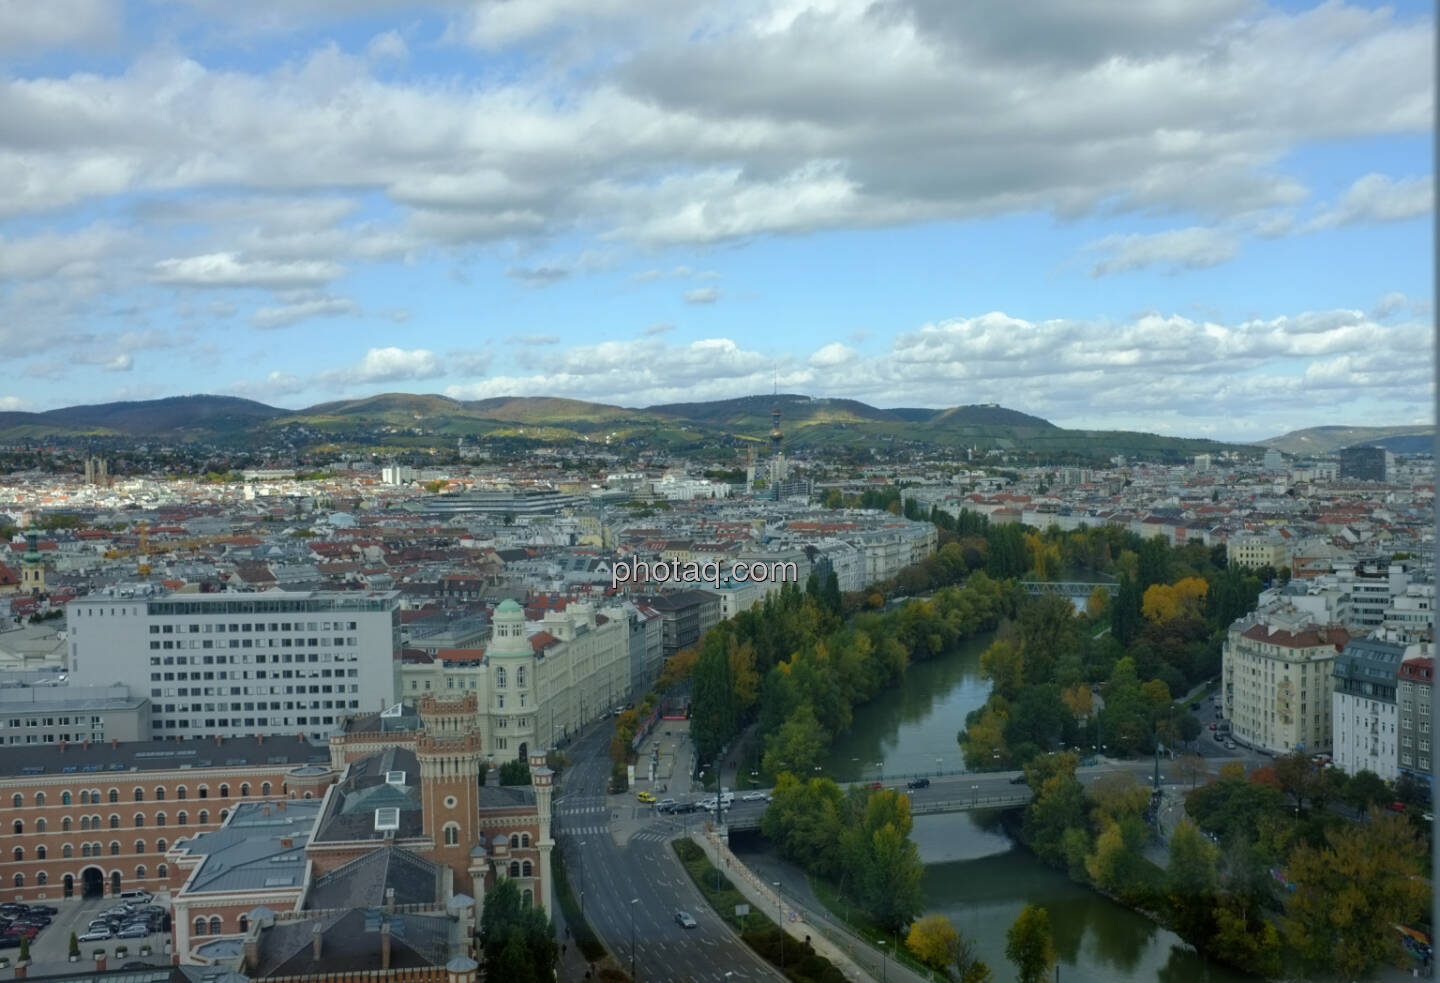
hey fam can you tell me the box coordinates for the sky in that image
[0,0,1433,442]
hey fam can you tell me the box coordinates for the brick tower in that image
[527,748,555,915]
[417,698,484,896]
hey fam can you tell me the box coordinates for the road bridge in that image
[722,788,1034,831]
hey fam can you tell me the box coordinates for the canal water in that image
[812,629,1257,983]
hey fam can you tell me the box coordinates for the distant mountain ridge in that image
[0,392,1256,461]
[1261,424,1435,456]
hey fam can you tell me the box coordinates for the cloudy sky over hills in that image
[0,0,1432,440]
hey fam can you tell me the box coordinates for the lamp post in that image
[629,898,640,982]
[876,761,883,783]
[971,783,978,807]
[773,881,785,969]
[935,757,942,776]
[878,939,888,982]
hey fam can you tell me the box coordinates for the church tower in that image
[20,529,44,597]
[417,694,485,896]
[527,749,555,916]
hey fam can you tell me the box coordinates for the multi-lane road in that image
[555,721,783,983]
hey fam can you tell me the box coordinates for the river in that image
[807,628,1257,983]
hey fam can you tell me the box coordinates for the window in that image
[9,794,18,808]
[240,783,250,797]
[198,786,208,799]
[178,812,188,826]
[209,916,222,935]
[79,790,89,805]
[35,819,44,833]
[35,845,45,860]
[134,813,144,827]
[261,782,271,796]
[510,833,519,848]
[110,814,119,829]
[522,860,532,876]
[62,845,72,858]
[444,824,459,846]
[194,918,206,937]
[496,667,506,688]
[135,865,146,880]
[522,888,533,907]
[155,787,165,801]
[36,872,46,886]
[509,861,519,877]
[136,840,145,854]
[157,863,167,878]
[81,843,91,858]
[156,838,167,853]
[521,833,531,848]
[12,874,21,888]
[198,810,209,824]
[108,788,119,803]
[156,813,166,827]
[34,792,44,807]
[110,841,120,856]
[11,847,20,861]
[177,786,187,800]
[134,788,144,802]
[517,667,526,687]
[10,820,20,835]
[61,791,70,806]
[219,784,229,798]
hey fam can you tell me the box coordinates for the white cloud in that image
[251,295,359,329]
[505,334,561,345]
[1307,174,1434,230]
[809,342,857,367]
[365,30,409,61]
[318,347,444,388]
[152,253,345,289]
[1086,227,1240,277]
[0,396,30,411]
[644,323,675,335]
[684,286,720,304]
[0,225,130,279]
[0,0,119,53]
[506,266,570,286]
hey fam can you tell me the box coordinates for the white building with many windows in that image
[66,590,402,744]
[398,599,631,760]
[1223,605,1352,755]
[1331,635,1406,780]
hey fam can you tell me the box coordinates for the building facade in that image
[1223,607,1351,755]
[1331,636,1405,780]
[1397,654,1434,797]
[67,590,402,744]
[398,600,631,758]
[1338,445,1391,482]
[0,735,326,904]
[0,686,150,746]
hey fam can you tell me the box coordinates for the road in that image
[556,720,782,983]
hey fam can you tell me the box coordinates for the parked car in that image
[1209,722,1218,730]
[868,781,884,790]
[1010,774,1028,785]
[27,906,57,916]
[741,790,767,801]
[78,928,113,943]
[4,926,37,940]
[1225,741,1236,750]
[675,911,698,929]
[0,937,18,950]
[907,778,930,790]
[1389,801,1408,813]
[115,924,149,940]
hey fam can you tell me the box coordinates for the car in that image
[698,798,717,811]
[674,802,698,814]
[655,798,677,812]
[1209,722,1217,730]
[868,781,883,790]
[741,790,766,801]
[907,778,930,790]
[0,937,18,950]
[636,790,656,803]
[1010,774,1028,785]
[116,924,149,939]
[1389,801,1408,813]
[78,929,113,943]
[1225,741,1236,750]
[675,911,698,929]
[608,782,623,794]
[27,906,57,916]
[1213,732,1224,742]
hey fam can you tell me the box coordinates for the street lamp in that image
[935,757,942,775]
[629,898,640,982]
[971,783,978,806]
[877,939,888,982]
[773,881,785,968]
[876,761,883,782]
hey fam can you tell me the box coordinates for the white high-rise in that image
[67,590,401,743]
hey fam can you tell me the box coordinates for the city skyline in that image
[0,0,1432,441]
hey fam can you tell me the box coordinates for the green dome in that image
[496,599,523,614]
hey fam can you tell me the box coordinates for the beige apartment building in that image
[399,599,631,760]
[1226,532,1290,571]
[1223,604,1352,755]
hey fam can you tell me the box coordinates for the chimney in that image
[216,735,223,745]
[59,741,66,753]
[243,933,260,972]
[83,739,89,750]
[280,837,293,849]
[380,920,392,970]
[311,923,323,961]
[257,733,264,744]
[112,738,119,748]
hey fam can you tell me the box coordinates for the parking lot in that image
[20,895,170,973]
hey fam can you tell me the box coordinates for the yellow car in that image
[636,790,656,803]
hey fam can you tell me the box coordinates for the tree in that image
[1284,808,1429,978]
[1166,820,1218,946]
[1175,752,1210,789]
[1005,905,1057,983]
[979,639,1025,701]
[1111,573,1142,647]
[1272,750,1315,810]
[761,703,827,777]
[1141,577,1209,623]
[479,878,558,983]
[1085,585,1109,618]
[906,914,959,970]
[498,759,532,786]
[1341,769,1389,811]
[68,932,79,960]
[953,932,995,983]
[18,935,29,963]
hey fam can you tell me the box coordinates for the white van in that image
[119,889,152,903]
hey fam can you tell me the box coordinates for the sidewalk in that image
[706,829,936,983]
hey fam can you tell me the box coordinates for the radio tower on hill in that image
[769,374,783,500]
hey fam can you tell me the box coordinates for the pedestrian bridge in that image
[1020,581,1118,598]
[721,789,1035,832]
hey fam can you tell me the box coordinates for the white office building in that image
[66,590,402,743]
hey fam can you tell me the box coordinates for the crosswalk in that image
[628,828,673,843]
[561,824,608,836]
[556,805,607,817]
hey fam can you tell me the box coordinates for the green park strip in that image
[552,850,607,963]
[671,838,848,983]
